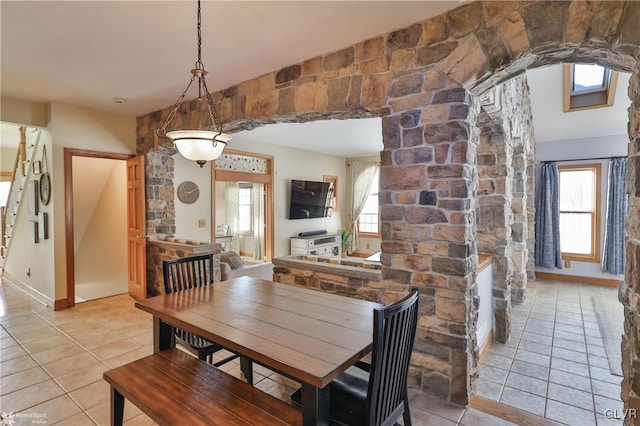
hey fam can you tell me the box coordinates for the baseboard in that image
[469,395,558,426]
[478,330,493,366]
[2,272,52,308]
[535,272,621,287]
[54,298,71,310]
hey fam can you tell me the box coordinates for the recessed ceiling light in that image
[112,97,126,104]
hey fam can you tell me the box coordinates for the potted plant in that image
[338,228,352,257]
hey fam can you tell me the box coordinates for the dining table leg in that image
[300,383,329,426]
[153,317,175,353]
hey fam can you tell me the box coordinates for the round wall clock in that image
[39,172,51,205]
[177,181,200,204]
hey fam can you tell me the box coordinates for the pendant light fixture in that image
[155,0,231,167]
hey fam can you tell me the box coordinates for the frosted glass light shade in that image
[168,130,232,166]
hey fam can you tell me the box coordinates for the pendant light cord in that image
[157,0,224,140]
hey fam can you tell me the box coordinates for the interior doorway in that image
[64,149,133,306]
[212,149,274,262]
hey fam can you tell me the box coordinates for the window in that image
[238,184,252,233]
[358,168,379,236]
[558,163,601,262]
[563,63,618,112]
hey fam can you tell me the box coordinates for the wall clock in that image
[39,173,51,206]
[177,181,200,204]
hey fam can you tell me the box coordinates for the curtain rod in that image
[537,156,627,163]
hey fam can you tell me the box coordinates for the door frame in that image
[212,149,274,261]
[63,148,134,309]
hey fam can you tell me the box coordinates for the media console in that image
[290,233,341,258]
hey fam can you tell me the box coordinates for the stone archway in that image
[137,0,640,410]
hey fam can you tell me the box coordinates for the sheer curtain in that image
[602,157,627,274]
[224,182,240,253]
[535,162,563,269]
[252,183,265,260]
[348,161,378,254]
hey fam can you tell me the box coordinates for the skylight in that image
[563,63,618,112]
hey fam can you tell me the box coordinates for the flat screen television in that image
[289,179,332,220]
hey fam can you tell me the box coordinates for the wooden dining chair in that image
[291,288,419,426]
[162,254,238,367]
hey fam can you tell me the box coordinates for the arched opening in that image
[136,0,640,417]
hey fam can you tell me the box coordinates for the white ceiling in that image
[0,1,631,155]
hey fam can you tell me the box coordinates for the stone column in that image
[476,127,513,344]
[620,63,640,425]
[380,79,480,404]
[145,151,175,237]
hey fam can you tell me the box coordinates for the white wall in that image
[199,135,348,258]
[535,134,627,280]
[173,154,212,242]
[4,101,136,303]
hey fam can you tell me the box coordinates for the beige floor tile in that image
[21,333,75,355]
[0,354,38,377]
[2,317,51,336]
[31,341,85,365]
[17,394,82,425]
[103,347,152,368]
[112,321,152,339]
[255,377,298,402]
[125,332,153,348]
[53,412,95,425]
[12,325,64,344]
[0,313,42,329]
[125,413,159,425]
[41,351,103,378]
[0,344,28,362]
[0,365,50,395]
[91,339,141,361]
[54,362,109,392]
[86,399,142,425]
[57,319,109,335]
[1,379,65,413]
[69,380,111,410]
[75,329,124,350]
[0,336,20,349]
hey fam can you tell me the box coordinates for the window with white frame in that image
[558,163,601,261]
[238,183,253,233]
[358,168,379,236]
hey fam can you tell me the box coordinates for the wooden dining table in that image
[135,276,381,426]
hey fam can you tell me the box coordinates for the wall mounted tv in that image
[289,179,333,220]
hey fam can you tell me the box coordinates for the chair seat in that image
[291,366,369,426]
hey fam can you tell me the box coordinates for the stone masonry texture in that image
[136,0,640,409]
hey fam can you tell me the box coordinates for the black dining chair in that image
[162,254,238,368]
[291,288,419,426]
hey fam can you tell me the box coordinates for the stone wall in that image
[620,62,640,425]
[135,0,640,408]
[475,75,535,343]
[272,255,385,302]
[145,151,176,237]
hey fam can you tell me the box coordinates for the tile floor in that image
[478,280,624,426]
[2,276,620,426]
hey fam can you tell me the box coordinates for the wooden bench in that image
[103,348,301,426]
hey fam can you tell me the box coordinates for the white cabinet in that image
[290,233,341,258]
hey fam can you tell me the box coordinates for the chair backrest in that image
[163,254,214,294]
[367,288,419,426]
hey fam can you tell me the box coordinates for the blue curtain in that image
[602,157,627,274]
[535,162,563,269]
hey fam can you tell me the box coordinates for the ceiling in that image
[0,1,631,155]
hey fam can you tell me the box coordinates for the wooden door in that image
[127,155,146,300]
